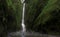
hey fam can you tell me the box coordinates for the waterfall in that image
[8,0,26,37]
[21,0,26,37]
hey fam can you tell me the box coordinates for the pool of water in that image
[8,31,60,37]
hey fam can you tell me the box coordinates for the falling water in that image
[21,0,26,37]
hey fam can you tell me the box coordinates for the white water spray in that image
[21,0,26,34]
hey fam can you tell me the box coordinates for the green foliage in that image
[25,0,60,35]
[5,0,22,31]
[0,0,22,36]
[34,0,58,26]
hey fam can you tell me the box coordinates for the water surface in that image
[8,31,60,37]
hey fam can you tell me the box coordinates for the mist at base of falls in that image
[7,31,59,37]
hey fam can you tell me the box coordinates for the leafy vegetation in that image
[0,0,22,37]
[25,0,60,35]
